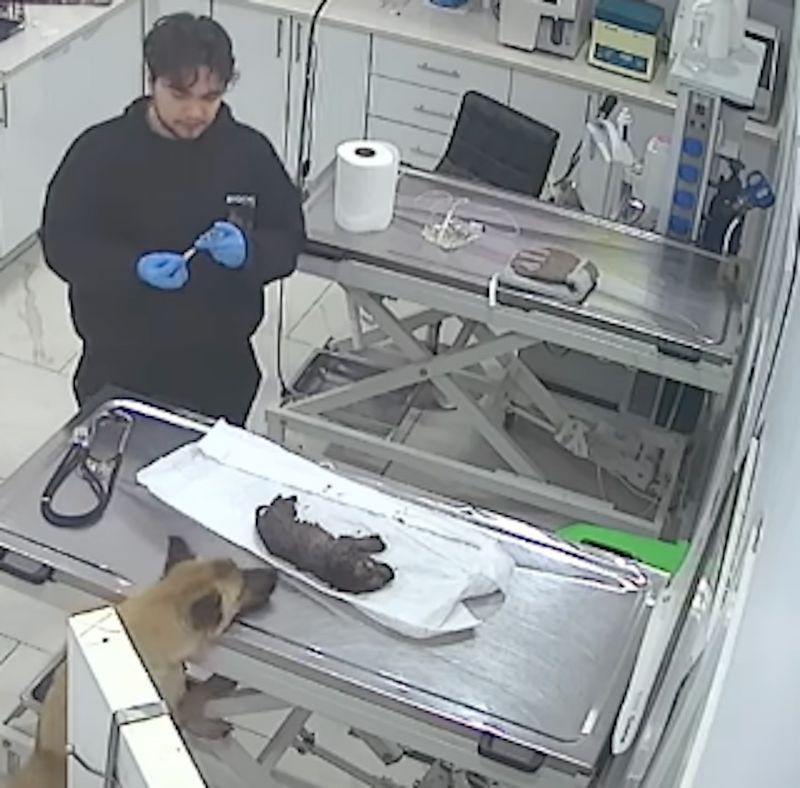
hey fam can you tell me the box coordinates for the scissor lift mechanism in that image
[267,285,689,536]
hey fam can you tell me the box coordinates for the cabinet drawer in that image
[369,76,463,135]
[367,116,448,171]
[372,36,510,101]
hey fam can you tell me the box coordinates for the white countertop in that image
[0,0,778,142]
[249,0,779,142]
[0,1,125,76]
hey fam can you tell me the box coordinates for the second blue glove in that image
[136,252,189,290]
[195,220,247,269]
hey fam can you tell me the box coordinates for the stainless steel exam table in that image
[0,394,656,788]
[268,164,742,535]
[300,165,740,375]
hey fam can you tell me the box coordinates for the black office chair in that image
[399,92,561,410]
[435,90,560,199]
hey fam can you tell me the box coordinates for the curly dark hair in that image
[144,13,237,89]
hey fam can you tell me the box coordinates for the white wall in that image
[674,18,800,771]
[687,164,800,785]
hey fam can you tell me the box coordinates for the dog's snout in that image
[239,567,278,614]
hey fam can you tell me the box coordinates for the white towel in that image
[136,422,515,639]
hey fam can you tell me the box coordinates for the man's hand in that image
[195,221,247,269]
[136,252,189,290]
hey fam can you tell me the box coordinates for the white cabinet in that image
[212,1,290,161]
[0,60,47,257]
[42,0,142,182]
[509,70,593,183]
[366,36,510,173]
[371,37,510,102]
[370,77,460,136]
[0,1,141,259]
[286,19,370,181]
[367,116,449,171]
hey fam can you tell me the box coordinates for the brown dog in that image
[9,536,277,788]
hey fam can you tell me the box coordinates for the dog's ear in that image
[189,591,223,632]
[164,536,196,577]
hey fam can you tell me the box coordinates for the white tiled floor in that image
[0,244,377,778]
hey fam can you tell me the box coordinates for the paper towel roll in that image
[334,140,399,233]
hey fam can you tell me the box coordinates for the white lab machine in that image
[587,0,665,82]
[656,38,766,243]
[497,0,592,58]
[668,0,779,122]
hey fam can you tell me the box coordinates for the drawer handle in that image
[414,104,455,122]
[417,62,461,79]
[44,42,71,60]
[0,547,53,586]
[411,145,440,159]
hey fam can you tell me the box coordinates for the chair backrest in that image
[436,91,560,199]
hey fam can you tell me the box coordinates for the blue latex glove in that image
[136,252,189,290]
[194,220,247,269]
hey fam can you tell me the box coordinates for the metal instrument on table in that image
[497,0,592,58]
[40,408,134,529]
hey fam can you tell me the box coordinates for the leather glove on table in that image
[195,221,247,269]
[136,252,189,290]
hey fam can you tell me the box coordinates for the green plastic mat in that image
[556,523,689,575]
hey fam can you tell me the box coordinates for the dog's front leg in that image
[177,675,238,740]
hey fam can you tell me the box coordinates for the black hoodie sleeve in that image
[41,127,141,295]
[241,135,306,287]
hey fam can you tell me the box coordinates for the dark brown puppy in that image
[255,495,395,594]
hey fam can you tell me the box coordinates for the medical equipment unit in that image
[656,36,767,245]
[573,105,642,222]
[563,101,667,229]
[497,0,592,58]
[588,0,665,82]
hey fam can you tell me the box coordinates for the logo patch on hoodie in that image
[226,194,257,231]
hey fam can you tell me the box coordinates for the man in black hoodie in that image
[41,13,306,426]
